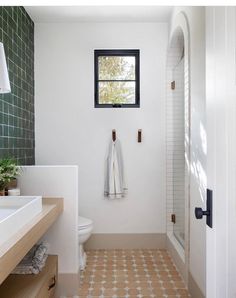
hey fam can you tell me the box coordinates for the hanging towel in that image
[104,139,127,199]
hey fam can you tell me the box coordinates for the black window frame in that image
[94,49,140,108]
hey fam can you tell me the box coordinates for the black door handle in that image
[195,189,213,228]
[195,208,210,219]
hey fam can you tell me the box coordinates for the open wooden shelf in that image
[0,197,63,285]
[0,255,58,298]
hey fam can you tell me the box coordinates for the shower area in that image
[166,22,190,281]
[172,55,185,247]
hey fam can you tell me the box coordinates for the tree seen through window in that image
[95,50,140,107]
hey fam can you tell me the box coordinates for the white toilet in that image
[78,216,93,270]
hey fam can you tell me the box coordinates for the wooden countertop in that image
[0,197,63,285]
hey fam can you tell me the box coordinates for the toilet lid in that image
[78,216,93,229]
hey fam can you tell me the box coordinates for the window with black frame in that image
[94,49,140,108]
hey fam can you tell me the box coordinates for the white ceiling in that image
[25,6,172,23]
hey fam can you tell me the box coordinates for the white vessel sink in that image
[0,196,42,246]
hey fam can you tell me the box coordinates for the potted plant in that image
[0,158,20,196]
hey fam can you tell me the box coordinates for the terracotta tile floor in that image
[77,249,190,298]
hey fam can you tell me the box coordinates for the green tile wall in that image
[0,6,34,165]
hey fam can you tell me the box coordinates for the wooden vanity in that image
[0,197,63,292]
[0,255,58,298]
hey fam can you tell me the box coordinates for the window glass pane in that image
[98,56,135,80]
[99,81,135,104]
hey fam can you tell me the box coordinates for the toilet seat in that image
[78,216,93,230]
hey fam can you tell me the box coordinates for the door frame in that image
[167,11,191,284]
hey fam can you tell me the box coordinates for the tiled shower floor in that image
[77,249,190,297]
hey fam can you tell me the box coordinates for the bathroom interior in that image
[0,4,213,298]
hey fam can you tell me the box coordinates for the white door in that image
[206,7,236,298]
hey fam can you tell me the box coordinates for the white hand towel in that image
[104,139,127,199]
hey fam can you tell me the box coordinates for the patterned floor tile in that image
[78,249,191,297]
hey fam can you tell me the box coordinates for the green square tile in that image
[0,6,34,165]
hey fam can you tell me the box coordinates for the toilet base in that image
[79,244,87,271]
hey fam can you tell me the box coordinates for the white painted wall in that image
[170,7,206,295]
[18,166,79,275]
[34,23,168,234]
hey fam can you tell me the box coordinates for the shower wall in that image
[166,32,185,242]
[172,58,185,247]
